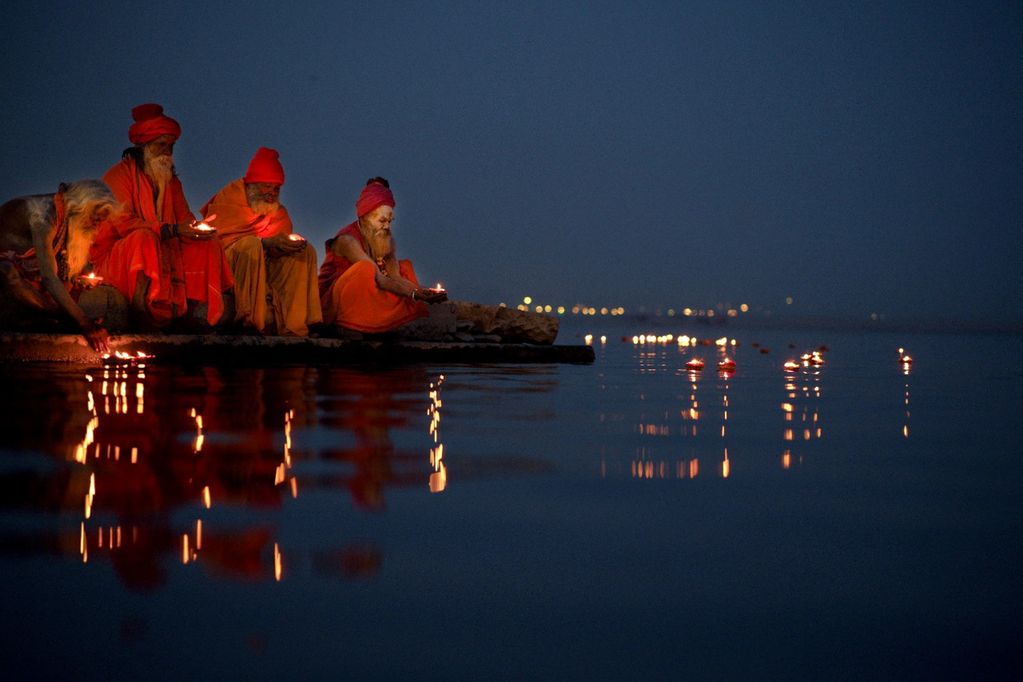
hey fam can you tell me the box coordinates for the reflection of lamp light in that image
[783,360,800,372]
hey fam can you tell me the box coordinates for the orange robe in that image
[200,179,322,335]
[91,156,233,325]
[318,222,427,333]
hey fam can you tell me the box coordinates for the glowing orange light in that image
[685,358,705,371]
[717,358,736,371]
[193,215,216,233]
[783,360,800,372]
[288,233,305,242]
[78,272,104,288]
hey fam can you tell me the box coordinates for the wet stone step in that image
[1,333,596,365]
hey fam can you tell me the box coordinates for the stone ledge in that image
[0,333,595,365]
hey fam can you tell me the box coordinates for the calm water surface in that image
[1,324,1021,679]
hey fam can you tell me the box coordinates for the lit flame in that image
[288,233,305,241]
[193,214,216,232]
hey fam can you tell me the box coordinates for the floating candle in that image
[685,358,705,370]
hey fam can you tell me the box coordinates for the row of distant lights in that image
[510,297,752,317]
[582,334,739,347]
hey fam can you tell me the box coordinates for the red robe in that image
[199,178,293,246]
[318,222,427,333]
[91,156,233,325]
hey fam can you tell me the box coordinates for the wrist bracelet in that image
[410,289,417,300]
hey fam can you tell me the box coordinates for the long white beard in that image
[144,151,174,219]
[248,199,280,216]
[144,153,173,188]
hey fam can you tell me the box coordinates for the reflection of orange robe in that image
[91,156,233,325]
[318,222,427,333]
[200,179,321,335]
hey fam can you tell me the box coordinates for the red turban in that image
[128,103,181,145]
[243,147,285,185]
[356,182,395,217]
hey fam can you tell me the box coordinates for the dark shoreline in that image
[582,314,1023,336]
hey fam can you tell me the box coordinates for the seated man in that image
[318,178,447,333]
[200,147,322,336]
[90,103,233,330]
[0,180,125,351]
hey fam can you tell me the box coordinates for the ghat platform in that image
[1,332,595,365]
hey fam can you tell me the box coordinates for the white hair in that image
[62,179,118,216]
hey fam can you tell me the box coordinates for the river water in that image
[1,323,1020,679]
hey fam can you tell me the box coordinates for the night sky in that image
[3,1,1020,322]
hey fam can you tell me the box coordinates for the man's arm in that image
[332,234,416,298]
[332,234,446,303]
[30,222,109,352]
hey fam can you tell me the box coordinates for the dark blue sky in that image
[3,1,1020,321]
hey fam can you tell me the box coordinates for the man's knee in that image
[121,228,160,249]
[228,235,265,266]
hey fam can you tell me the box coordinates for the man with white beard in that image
[0,180,125,351]
[200,147,321,336]
[90,103,233,330]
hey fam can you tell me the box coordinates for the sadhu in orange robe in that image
[200,179,322,336]
[90,155,233,326]
[318,222,428,333]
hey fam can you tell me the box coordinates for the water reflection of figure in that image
[0,363,317,589]
[316,367,431,510]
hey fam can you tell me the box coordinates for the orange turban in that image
[356,181,395,217]
[128,103,181,145]
[243,147,285,185]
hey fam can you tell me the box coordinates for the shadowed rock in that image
[450,301,559,344]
